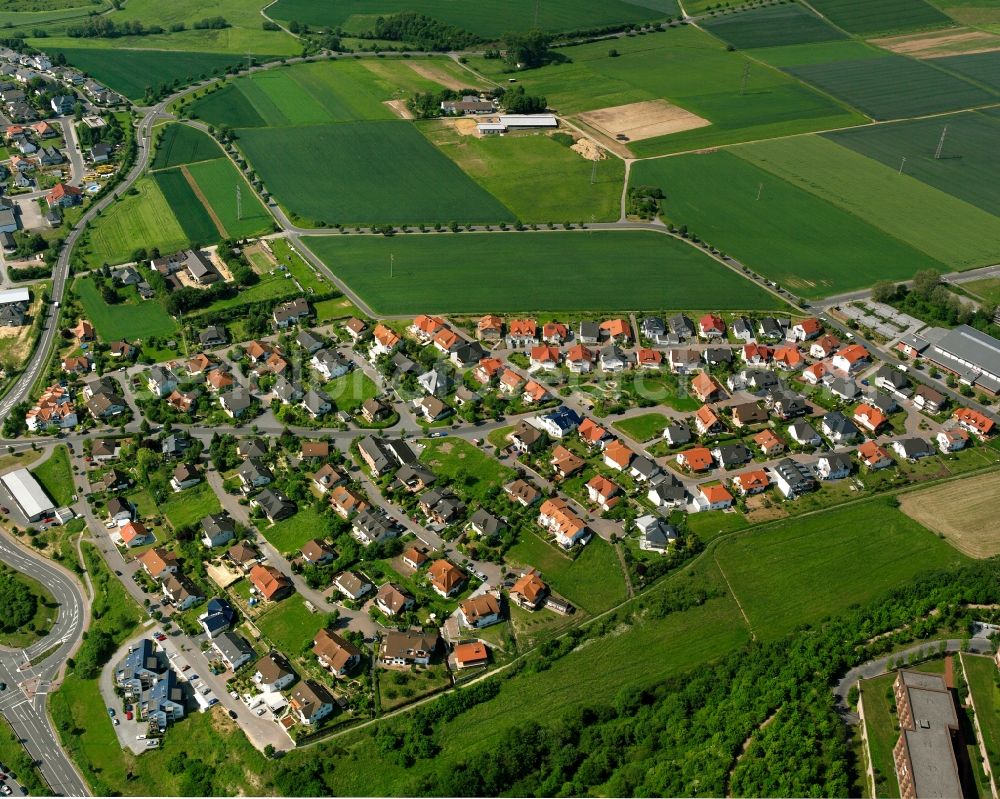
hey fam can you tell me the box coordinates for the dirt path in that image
[614,541,634,599]
[714,550,756,640]
[180,164,229,239]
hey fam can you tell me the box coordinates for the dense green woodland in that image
[0,567,39,633]
[267,560,1000,797]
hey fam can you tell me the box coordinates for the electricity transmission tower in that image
[934,125,949,160]
[590,159,598,185]
[740,62,750,95]
[534,0,540,28]
[236,183,242,220]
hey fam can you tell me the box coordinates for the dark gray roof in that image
[929,324,1000,382]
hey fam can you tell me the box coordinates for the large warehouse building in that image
[0,467,55,521]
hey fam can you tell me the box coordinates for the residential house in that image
[300,539,335,564]
[892,438,934,461]
[253,651,296,692]
[694,404,723,436]
[858,441,894,470]
[586,475,622,512]
[629,455,662,483]
[731,316,754,343]
[822,411,862,444]
[636,515,678,553]
[600,345,627,372]
[647,475,687,509]
[703,347,733,368]
[227,542,261,572]
[313,629,361,677]
[699,484,733,511]
[691,372,723,403]
[600,318,630,343]
[954,408,995,438]
[854,403,888,434]
[410,315,446,343]
[137,547,178,581]
[147,366,177,397]
[832,344,870,374]
[668,314,695,340]
[507,318,537,347]
[221,389,253,419]
[788,420,822,447]
[510,570,547,610]
[937,428,969,452]
[272,297,311,328]
[418,489,465,525]
[523,380,549,404]
[334,571,373,601]
[636,348,663,369]
[376,583,414,617]
[828,377,860,402]
[343,317,368,342]
[698,313,725,339]
[201,513,236,548]
[730,402,767,428]
[417,395,452,422]
[454,641,490,669]
[874,365,912,399]
[663,422,692,447]
[667,348,701,374]
[289,680,335,726]
[428,559,466,598]
[771,458,816,498]
[213,631,255,671]
[162,574,203,611]
[810,334,840,360]
[170,463,200,492]
[538,406,581,438]
[537,498,589,549]
[417,364,453,397]
[199,598,236,639]
[402,547,428,570]
[468,508,505,539]
[351,509,396,546]
[451,341,487,368]
[791,318,822,341]
[252,488,296,522]
[542,321,568,344]
[477,315,503,341]
[732,469,769,496]
[753,429,785,457]
[392,464,437,493]
[676,447,713,472]
[816,453,852,480]
[603,439,634,471]
[578,418,610,450]
[379,629,440,667]
[329,485,368,519]
[459,593,502,630]
[313,463,346,494]
[772,344,804,371]
[566,344,595,373]
[712,443,752,469]
[249,564,293,602]
[577,320,600,344]
[504,479,540,508]
[913,385,947,414]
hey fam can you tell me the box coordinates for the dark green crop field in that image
[302,230,785,314]
[189,82,267,128]
[931,50,1000,92]
[153,168,220,245]
[151,123,223,170]
[702,3,847,50]
[806,0,952,34]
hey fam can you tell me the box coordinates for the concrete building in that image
[0,468,54,521]
[891,670,962,799]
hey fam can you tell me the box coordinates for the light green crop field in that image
[184,157,274,239]
[468,26,865,156]
[74,276,179,341]
[752,39,887,68]
[737,135,1000,270]
[714,498,968,640]
[302,230,786,313]
[632,150,946,297]
[85,176,189,268]
[421,123,625,222]
[153,168,221,245]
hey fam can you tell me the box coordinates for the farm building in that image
[479,114,558,134]
[918,325,1000,396]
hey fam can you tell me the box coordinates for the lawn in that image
[239,120,514,226]
[152,167,222,244]
[184,156,274,239]
[0,565,58,648]
[257,592,324,655]
[151,123,224,170]
[964,278,1000,305]
[74,276,179,341]
[505,532,627,615]
[325,371,379,414]
[859,671,902,798]
[419,437,516,504]
[421,123,625,223]
[930,50,1000,92]
[785,53,996,120]
[613,412,669,442]
[633,150,946,298]
[158,481,222,531]
[302,230,786,313]
[84,176,190,268]
[262,506,328,554]
[714,498,968,640]
[736,135,1000,271]
[806,0,953,34]
[265,0,677,37]
[702,3,847,49]
[963,654,1000,779]
[827,110,1000,216]
[32,444,73,506]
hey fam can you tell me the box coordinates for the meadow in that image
[737,135,1000,270]
[421,124,625,222]
[468,26,865,156]
[266,0,678,37]
[184,157,274,239]
[805,0,952,34]
[932,50,1000,91]
[84,177,189,268]
[714,498,968,640]
[74,276,179,340]
[32,444,73,506]
[826,110,1000,216]
[419,437,516,504]
[302,230,786,313]
[262,506,328,554]
[632,151,945,297]
[613,412,669,442]
[239,121,514,225]
[702,3,847,49]
[153,168,222,244]
[151,123,224,170]
[963,654,1000,779]
[257,593,325,654]
[785,53,996,120]
[158,481,222,530]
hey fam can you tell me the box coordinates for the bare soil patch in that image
[440,115,484,138]
[578,100,710,142]
[871,28,1000,58]
[899,471,1000,558]
[384,99,414,119]
[407,61,470,91]
[569,136,605,161]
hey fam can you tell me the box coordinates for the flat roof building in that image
[892,670,962,799]
[0,468,54,521]
[922,324,1000,395]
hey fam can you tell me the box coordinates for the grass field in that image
[785,53,996,120]
[85,176,190,268]
[467,26,865,156]
[74,276,178,341]
[0,565,57,648]
[422,124,625,223]
[827,111,1000,216]
[702,3,847,49]
[257,592,323,655]
[158,480,221,531]
[184,157,274,239]
[806,0,953,34]
[963,654,1000,779]
[32,444,73,506]
[418,438,516,503]
[152,167,221,245]
[613,412,669,442]
[633,150,945,297]
[325,371,379,414]
[964,278,1000,305]
[151,123,223,170]
[266,0,678,37]
[859,671,903,798]
[737,135,1000,270]
[261,506,327,554]
[931,50,1000,91]
[899,471,1000,558]
[240,121,514,225]
[714,498,968,639]
[303,230,786,313]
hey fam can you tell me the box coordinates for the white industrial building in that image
[477,114,559,135]
[1,468,55,521]
[0,287,30,305]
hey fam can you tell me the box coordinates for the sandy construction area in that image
[872,28,1000,58]
[899,470,1000,558]
[579,100,710,142]
[384,99,414,119]
[408,61,471,91]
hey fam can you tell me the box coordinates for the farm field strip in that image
[153,167,222,245]
[805,0,953,35]
[929,49,1000,91]
[898,471,1000,558]
[151,123,224,170]
[184,156,274,239]
[701,3,847,50]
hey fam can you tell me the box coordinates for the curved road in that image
[0,528,89,796]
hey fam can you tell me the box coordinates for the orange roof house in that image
[578,417,608,447]
[509,319,537,338]
[753,429,785,456]
[433,327,459,352]
[537,497,588,548]
[73,319,95,341]
[523,380,548,404]
[853,403,888,433]
[550,445,585,478]
[603,439,634,470]
[954,408,995,437]
[510,570,547,609]
[530,345,561,367]
[793,317,822,340]
[676,447,713,472]
[411,315,446,338]
[732,469,769,495]
[803,362,826,384]
[858,440,893,470]
[810,334,841,359]
[499,368,525,393]
[542,322,568,343]
[698,313,725,337]
[250,564,293,601]
[477,315,503,339]
[206,370,234,392]
[586,475,621,510]
[454,641,489,669]
[700,484,733,508]
[772,344,804,370]
[119,520,149,547]
[372,323,401,351]
[695,404,722,435]
[600,318,630,341]
[137,547,178,580]
[636,348,663,368]
[428,559,466,597]
[691,372,722,403]
[474,357,503,384]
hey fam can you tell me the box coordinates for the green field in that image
[714,499,968,639]
[152,123,225,170]
[931,50,1000,91]
[325,371,379,414]
[418,437,516,503]
[0,566,58,648]
[827,111,1000,216]
[188,83,267,128]
[152,168,221,245]
[159,481,222,531]
[613,412,669,442]
[422,124,625,223]
[266,0,679,37]
[785,53,996,120]
[963,654,1000,779]
[737,135,1000,270]
[806,0,953,34]
[262,506,328,554]
[257,592,323,655]
[632,150,945,297]
[468,26,865,156]
[184,157,274,238]
[702,3,847,49]
[32,444,73,506]
[74,276,179,341]
[302,230,786,313]
[85,177,190,268]
[964,278,1000,305]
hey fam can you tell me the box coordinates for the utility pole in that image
[934,124,949,160]
[246,50,253,78]
[236,183,242,220]
[756,182,763,201]
[740,62,750,95]
[390,253,394,278]
[898,156,906,175]
[590,159,597,185]
[534,0,540,28]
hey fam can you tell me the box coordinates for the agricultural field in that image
[870,27,1000,58]
[784,52,997,120]
[899,471,1000,558]
[714,498,968,640]
[74,276,179,341]
[632,151,945,297]
[241,121,513,226]
[152,168,221,244]
[467,26,865,156]
[265,0,679,37]
[184,157,273,239]
[702,3,847,49]
[805,0,953,34]
[737,135,1000,270]
[421,124,625,223]
[827,110,1000,216]
[151,123,225,170]
[931,49,1000,91]
[302,230,786,314]
[84,177,190,268]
